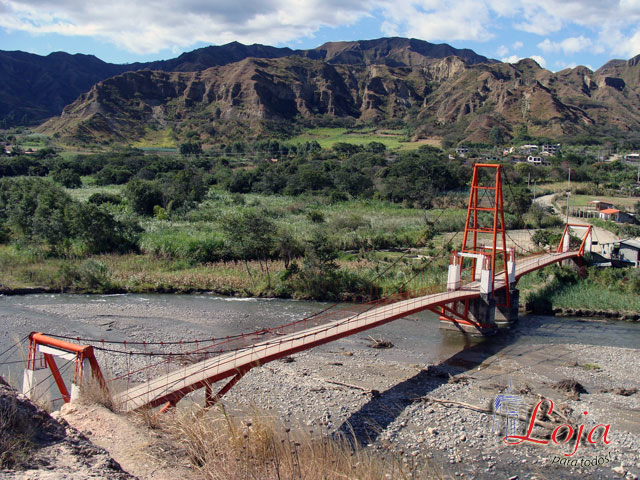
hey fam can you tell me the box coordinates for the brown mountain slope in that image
[0,37,492,125]
[40,54,640,145]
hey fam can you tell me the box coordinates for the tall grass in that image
[165,404,443,480]
[549,281,640,311]
[523,265,640,313]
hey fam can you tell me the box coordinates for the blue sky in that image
[1,1,639,72]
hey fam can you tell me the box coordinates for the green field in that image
[131,127,177,149]
[290,127,440,150]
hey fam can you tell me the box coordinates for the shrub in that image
[124,179,163,216]
[54,260,114,292]
[52,168,82,188]
[88,192,122,206]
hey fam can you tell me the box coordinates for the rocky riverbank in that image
[220,337,640,479]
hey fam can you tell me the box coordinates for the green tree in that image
[489,126,504,146]
[221,210,277,286]
[291,229,341,299]
[52,168,82,188]
[180,142,203,156]
[124,179,163,216]
[69,203,141,254]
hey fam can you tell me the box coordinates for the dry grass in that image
[0,394,34,468]
[163,404,444,480]
[77,376,120,413]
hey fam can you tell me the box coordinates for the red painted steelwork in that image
[27,332,107,403]
[43,353,70,403]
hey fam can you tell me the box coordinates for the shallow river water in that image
[2,293,639,384]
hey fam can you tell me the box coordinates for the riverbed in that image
[1,293,639,479]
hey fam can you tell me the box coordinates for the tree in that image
[514,124,530,142]
[179,142,203,156]
[69,203,141,254]
[52,168,82,188]
[290,228,342,299]
[221,210,277,286]
[489,126,504,146]
[124,179,163,215]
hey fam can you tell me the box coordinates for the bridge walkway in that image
[116,250,578,412]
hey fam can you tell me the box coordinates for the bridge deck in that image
[115,251,577,412]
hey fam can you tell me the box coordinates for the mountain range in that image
[2,37,640,145]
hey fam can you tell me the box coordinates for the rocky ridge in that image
[39,49,640,144]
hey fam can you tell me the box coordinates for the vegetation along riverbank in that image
[1,136,640,311]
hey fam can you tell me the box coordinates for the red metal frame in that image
[557,224,593,256]
[27,332,107,404]
[460,164,510,293]
[439,164,510,330]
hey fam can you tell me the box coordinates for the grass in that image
[537,181,591,195]
[0,392,37,469]
[131,127,177,149]
[289,127,440,151]
[545,280,640,312]
[161,404,444,479]
[522,266,640,314]
[65,183,124,202]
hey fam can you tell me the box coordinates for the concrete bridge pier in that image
[494,288,519,326]
[439,294,497,334]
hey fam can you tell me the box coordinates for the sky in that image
[1,1,639,72]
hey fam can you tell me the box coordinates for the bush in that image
[124,179,163,216]
[51,168,82,188]
[88,192,122,206]
[69,203,141,254]
[55,260,114,292]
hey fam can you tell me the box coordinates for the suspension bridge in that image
[17,164,593,412]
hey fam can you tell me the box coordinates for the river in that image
[2,293,639,386]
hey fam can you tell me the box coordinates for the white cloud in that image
[496,44,509,56]
[0,0,639,61]
[0,0,373,53]
[502,55,521,63]
[501,54,547,68]
[538,35,592,54]
[555,60,577,69]
[530,55,547,68]
[377,0,496,43]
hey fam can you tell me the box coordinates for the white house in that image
[526,155,550,166]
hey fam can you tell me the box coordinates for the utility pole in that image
[565,168,571,225]
[533,180,537,200]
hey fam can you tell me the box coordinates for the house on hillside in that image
[520,144,539,154]
[541,144,561,155]
[625,153,640,162]
[588,200,615,211]
[615,239,640,267]
[599,208,620,221]
[456,146,470,158]
[526,155,550,166]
